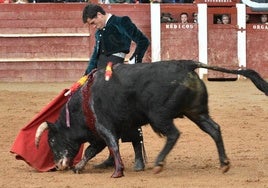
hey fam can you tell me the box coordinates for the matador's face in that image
[87,12,106,30]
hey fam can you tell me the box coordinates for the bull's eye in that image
[49,138,55,146]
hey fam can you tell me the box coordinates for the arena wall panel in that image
[0,3,267,82]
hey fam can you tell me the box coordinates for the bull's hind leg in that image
[187,113,230,173]
[151,120,180,174]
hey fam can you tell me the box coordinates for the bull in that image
[35,60,268,178]
[89,60,268,178]
[35,75,146,173]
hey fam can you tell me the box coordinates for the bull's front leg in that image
[73,143,106,174]
[96,122,124,178]
[108,146,124,178]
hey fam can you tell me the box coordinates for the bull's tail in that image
[195,62,268,96]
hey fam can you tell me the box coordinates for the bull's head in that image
[35,122,80,170]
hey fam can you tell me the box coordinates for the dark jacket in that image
[85,15,150,74]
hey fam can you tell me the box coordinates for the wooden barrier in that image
[245,8,268,78]
[0,4,151,82]
[0,3,90,82]
[0,61,86,82]
[207,7,238,80]
[161,23,198,60]
[0,3,267,82]
[160,4,199,61]
[195,0,239,7]
[246,25,268,79]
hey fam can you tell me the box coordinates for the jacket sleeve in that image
[85,34,99,75]
[120,16,150,63]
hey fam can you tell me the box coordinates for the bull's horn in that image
[35,122,49,148]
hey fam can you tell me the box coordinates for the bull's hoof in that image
[153,162,164,174]
[71,165,84,174]
[221,160,231,173]
[153,165,163,174]
[111,171,124,178]
[71,168,82,174]
[134,166,145,172]
[134,159,145,171]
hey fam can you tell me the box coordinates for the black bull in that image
[36,60,268,178]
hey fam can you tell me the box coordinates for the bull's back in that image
[92,61,208,123]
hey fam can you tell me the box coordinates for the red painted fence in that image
[0,3,267,82]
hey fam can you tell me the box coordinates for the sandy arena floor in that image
[0,80,267,188]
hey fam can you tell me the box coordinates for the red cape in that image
[10,89,83,172]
